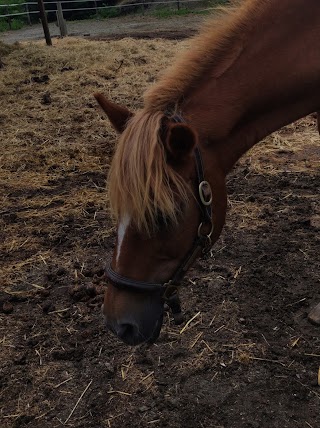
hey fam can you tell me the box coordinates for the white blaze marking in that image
[116,214,130,266]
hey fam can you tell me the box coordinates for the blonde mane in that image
[108,110,189,233]
[108,0,265,232]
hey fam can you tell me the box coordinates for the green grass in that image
[0,0,225,32]
[95,8,122,19]
[153,7,210,19]
[0,0,27,31]
[0,18,25,32]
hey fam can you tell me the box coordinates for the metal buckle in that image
[198,222,213,239]
[197,222,214,252]
[199,181,212,206]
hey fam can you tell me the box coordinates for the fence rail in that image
[0,0,212,19]
[0,0,225,41]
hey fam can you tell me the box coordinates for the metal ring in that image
[199,181,213,206]
[198,222,214,239]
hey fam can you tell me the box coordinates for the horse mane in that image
[108,110,189,233]
[144,0,268,110]
[109,0,266,232]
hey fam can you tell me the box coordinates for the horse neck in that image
[182,0,320,175]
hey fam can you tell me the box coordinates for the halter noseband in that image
[106,115,214,323]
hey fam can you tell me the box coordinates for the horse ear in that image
[94,93,133,133]
[165,123,197,162]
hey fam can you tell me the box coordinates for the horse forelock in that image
[108,110,189,234]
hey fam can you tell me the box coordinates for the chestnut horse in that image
[96,0,320,345]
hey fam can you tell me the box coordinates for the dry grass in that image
[244,115,319,175]
[0,37,182,291]
[0,40,19,58]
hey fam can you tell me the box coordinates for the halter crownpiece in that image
[106,114,214,324]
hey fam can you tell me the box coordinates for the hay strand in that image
[64,379,93,424]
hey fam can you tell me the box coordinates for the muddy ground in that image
[1,18,320,428]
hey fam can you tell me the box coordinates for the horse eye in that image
[153,200,187,233]
[156,212,171,230]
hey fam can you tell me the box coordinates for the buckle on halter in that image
[198,222,213,239]
[199,181,213,206]
[198,222,214,252]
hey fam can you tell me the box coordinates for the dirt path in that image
[0,14,206,44]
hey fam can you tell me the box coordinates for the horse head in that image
[95,94,227,345]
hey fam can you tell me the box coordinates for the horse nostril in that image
[114,323,138,341]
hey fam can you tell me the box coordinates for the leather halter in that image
[106,115,213,320]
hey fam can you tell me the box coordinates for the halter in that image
[106,115,214,323]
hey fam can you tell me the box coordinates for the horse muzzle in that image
[106,315,163,346]
[102,294,165,346]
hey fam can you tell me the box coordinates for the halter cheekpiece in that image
[106,114,214,324]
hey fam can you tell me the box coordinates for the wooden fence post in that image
[5,7,12,30]
[37,0,52,45]
[25,3,32,26]
[56,2,68,37]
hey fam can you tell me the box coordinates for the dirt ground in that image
[1,16,320,428]
[0,14,205,45]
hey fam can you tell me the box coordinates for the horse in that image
[95,0,320,345]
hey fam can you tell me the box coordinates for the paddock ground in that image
[0,14,205,44]
[0,30,320,428]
